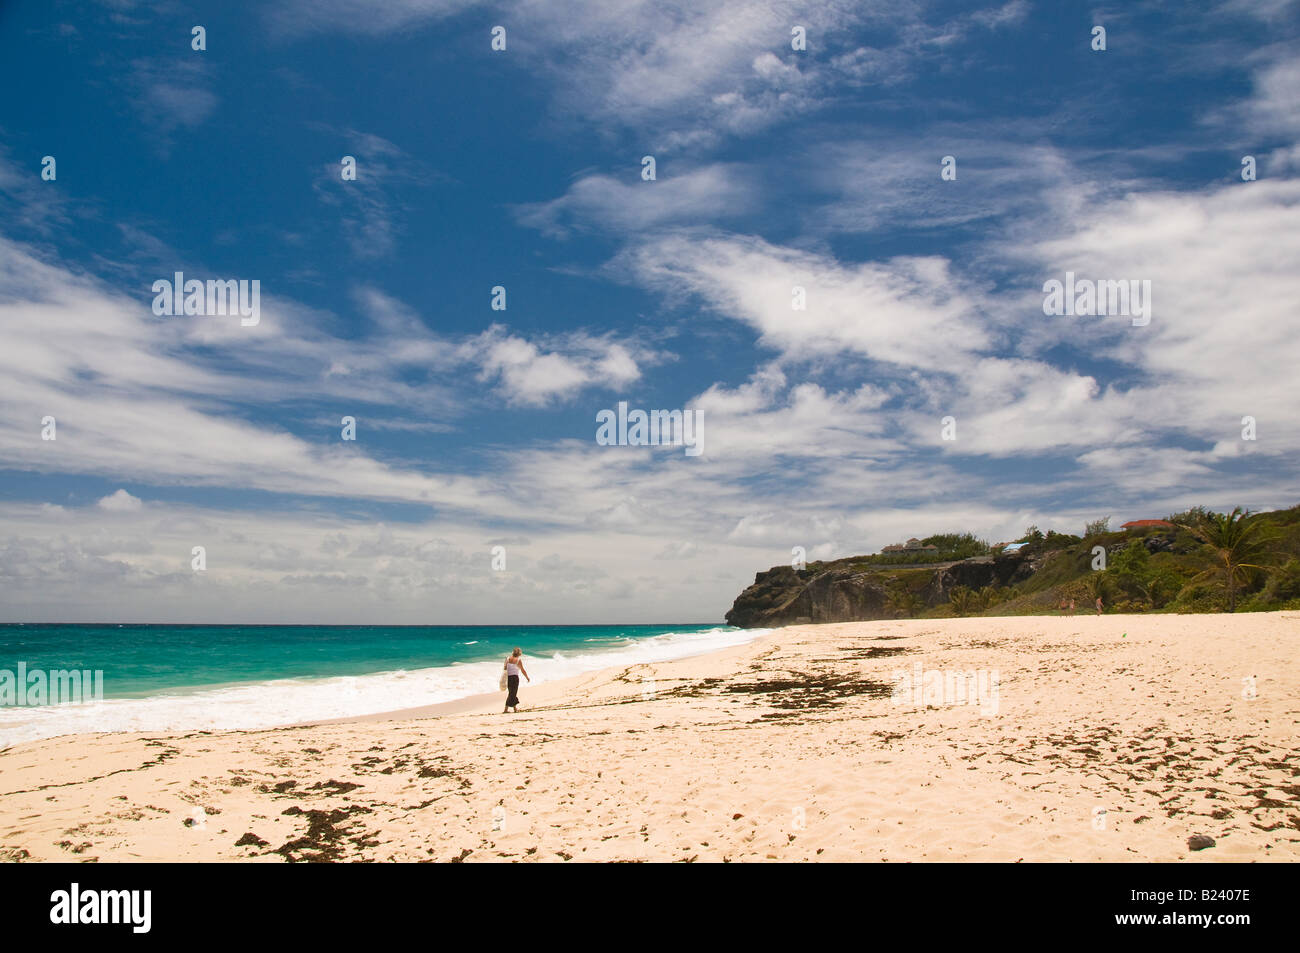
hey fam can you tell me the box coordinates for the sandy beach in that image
[1,612,1297,863]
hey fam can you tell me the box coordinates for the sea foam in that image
[0,626,768,747]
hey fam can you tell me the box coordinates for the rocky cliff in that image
[724,550,1038,628]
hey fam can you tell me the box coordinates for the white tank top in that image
[506,659,521,676]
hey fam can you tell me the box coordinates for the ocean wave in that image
[0,625,769,747]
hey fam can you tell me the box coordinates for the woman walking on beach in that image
[503,647,529,714]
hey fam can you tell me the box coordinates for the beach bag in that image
[499,670,509,692]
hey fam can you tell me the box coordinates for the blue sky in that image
[1,0,1298,623]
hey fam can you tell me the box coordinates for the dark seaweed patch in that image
[273,805,374,862]
[724,672,895,710]
[837,645,913,659]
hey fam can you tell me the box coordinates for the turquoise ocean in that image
[0,623,767,747]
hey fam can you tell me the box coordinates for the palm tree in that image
[1191,507,1276,612]
[948,585,975,616]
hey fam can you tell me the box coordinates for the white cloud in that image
[461,325,649,406]
[97,489,143,512]
[0,237,654,512]
[516,164,755,236]
[1243,55,1300,138]
[811,139,1090,235]
[619,232,990,371]
[1012,177,1300,457]
[267,0,1029,148]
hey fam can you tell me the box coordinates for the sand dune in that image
[1,612,1297,862]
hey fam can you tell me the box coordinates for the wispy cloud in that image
[310,128,444,258]
[516,163,756,237]
[126,57,218,153]
[0,237,668,514]
[267,0,1031,151]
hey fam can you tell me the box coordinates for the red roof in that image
[1121,519,1174,529]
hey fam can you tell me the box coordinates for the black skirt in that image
[506,674,520,707]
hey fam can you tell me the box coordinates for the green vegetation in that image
[1187,507,1278,612]
[862,503,1300,619]
[948,585,976,616]
[1083,516,1111,537]
[885,580,925,618]
[857,531,992,566]
[1166,506,1215,527]
[920,532,990,560]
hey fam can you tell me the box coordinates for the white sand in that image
[1,612,1296,862]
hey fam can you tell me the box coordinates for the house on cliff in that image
[880,537,939,554]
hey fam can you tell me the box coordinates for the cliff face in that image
[724,551,1036,628]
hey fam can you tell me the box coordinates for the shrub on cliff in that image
[1083,516,1111,538]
